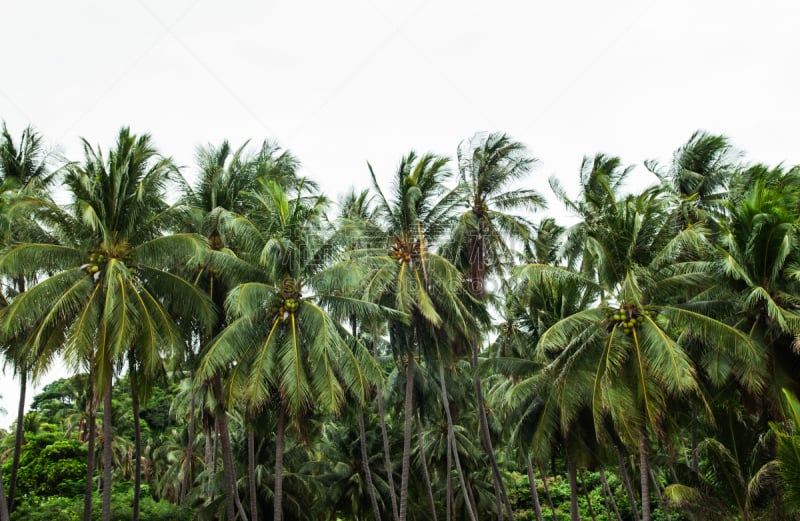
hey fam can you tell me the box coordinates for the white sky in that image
[1,0,799,427]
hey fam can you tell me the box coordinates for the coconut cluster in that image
[85,252,106,273]
[606,305,648,335]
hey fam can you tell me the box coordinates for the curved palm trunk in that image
[179,389,195,506]
[7,368,26,513]
[525,454,544,521]
[639,433,651,521]
[566,457,580,521]
[102,375,114,521]
[358,405,382,521]
[538,463,558,521]
[372,336,400,521]
[438,358,478,521]
[130,360,142,521]
[274,404,286,521]
[398,352,415,521]
[83,376,97,521]
[649,469,670,521]
[473,344,513,521]
[599,466,623,521]
[212,375,238,521]
[446,433,453,521]
[248,427,258,521]
[617,450,640,521]
[579,470,597,521]
[414,410,437,521]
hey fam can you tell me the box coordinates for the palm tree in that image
[442,131,544,520]
[714,165,800,418]
[196,179,380,521]
[0,122,56,514]
[0,127,214,521]
[358,151,478,521]
[180,139,274,520]
[532,160,763,520]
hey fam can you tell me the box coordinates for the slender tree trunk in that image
[212,375,237,521]
[235,486,249,521]
[372,336,400,521]
[446,433,453,521]
[649,469,670,521]
[472,340,513,521]
[399,353,415,521]
[358,406,382,521]
[639,433,651,521]
[438,358,478,521]
[567,457,580,521]
[538,464,558,521]
[579,470,597,521]
[599,466,623,521]
[274,404,286,521]
[618,450,640,521]
[414,410,437,521]
[525,454,544,521]
[83,377,97,521]
[248,427,258,521]
[8,368,26,513]
[128,358,143,521]
[0,462,10,521]
[102,375,114,521]
[180,389,195,506]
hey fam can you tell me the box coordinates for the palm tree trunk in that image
[7,367,26,513]
[599,466,623,521]
[525,454,544,521]
[130,366,142,521]
[83,375,97,521]
[579,470,597,521]
[372,336,400,521]
[102,375,114,521]
[567,457,580,521]
[0,463,10,521]
[179,389,195,506]
[359,405,382,521]
[212,375,237,521]
[446,433,453,521]
[274,404,286,521]
[414,410,437,521]
[248,426,258,521]
[398,353,415,521]
[649,469,670,521]
[538,465,558,521]
[617,450,640,521]
[472,340,513,521]
[438,358,478,521]
[639,433,651,521]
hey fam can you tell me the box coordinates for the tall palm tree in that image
[0,127,214,521]
[533,162,763,520]
[442,131,544,520]
[0,122,56,514]
[180,139,274,520]
[196,179,381,521]
[359,151,477,521]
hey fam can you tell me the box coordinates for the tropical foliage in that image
[1,124,800,521]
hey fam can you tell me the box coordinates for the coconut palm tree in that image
[356,151,479,521]
[180,139,280,520]
[0,127,214,521]
[0,122,57,514]
[441,132,544,519]
[196,179,381,521]
[531,161,763,520]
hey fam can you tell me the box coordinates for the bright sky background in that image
[1,0,799,427]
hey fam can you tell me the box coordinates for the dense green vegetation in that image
[1,124,800,520]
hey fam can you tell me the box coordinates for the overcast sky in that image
[1,0,799,426]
